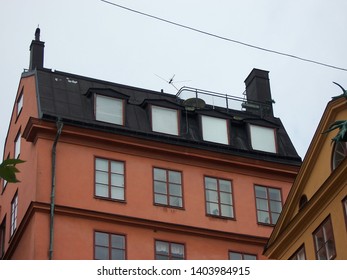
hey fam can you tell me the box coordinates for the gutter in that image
[49,120,63,260]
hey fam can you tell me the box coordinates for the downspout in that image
[49,120,63,260]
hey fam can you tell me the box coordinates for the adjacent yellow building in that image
[264,96,347,260]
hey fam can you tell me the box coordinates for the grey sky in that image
[1,0,347,161]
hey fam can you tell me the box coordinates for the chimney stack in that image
[29,27,45,70]
[244,68,274,117]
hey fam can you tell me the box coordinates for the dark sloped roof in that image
[30,68,301,166]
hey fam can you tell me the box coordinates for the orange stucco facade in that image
[0,72,300,260]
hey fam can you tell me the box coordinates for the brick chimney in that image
[244,68,274,117]
[29,27,45,70]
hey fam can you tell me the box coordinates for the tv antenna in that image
[155,74,191,91]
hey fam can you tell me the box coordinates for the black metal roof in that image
[28,68,301,166]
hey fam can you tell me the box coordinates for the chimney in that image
[29,27,45,70]
[243,68,274,117]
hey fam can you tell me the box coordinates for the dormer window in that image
[95,94,124,125]
[250,124,277,153]
[151,106,179,136]
[201,115,229,145]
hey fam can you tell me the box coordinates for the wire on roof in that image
[100,0,347,72]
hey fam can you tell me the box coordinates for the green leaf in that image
[0,158,25,183]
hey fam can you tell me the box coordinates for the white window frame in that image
[17,91,23,117]
[14,131,21,159]
[151,106,179,136]
[249,124,277,153]
[95,94,124,125]
[201,115,229,145]
[10,193,18,236]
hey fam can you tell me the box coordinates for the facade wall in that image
[279,184,347,260]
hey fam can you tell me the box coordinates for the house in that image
[0,29,301,260]
[264,94,347,259]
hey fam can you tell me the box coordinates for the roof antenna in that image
[155,74,191,91]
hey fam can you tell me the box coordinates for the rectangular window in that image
[14,131,21,159]
[95,158,125,201]
[313,217,336,260]
[255,185,282,225]
[250,125,276,153]
[151,106,179,135]
[95,94,123,125]
[153,168,183,208]
[205,177,234,218]
[94,231,126,260]
[0,218,5,258]
[17,90,23,117]
[201,115,229,145]
[229,251,257,260]
[155,240,185,260]
[289,245,306,260]
[10,193,18,236]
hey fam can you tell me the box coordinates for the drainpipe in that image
[49,120,63,260]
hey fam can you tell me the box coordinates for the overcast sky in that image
[1,0,347,161]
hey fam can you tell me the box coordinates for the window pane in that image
[111,235,125,249]
[205,177,217,190]
[270,201,282,213]
[207,202,219,215]
[255,186,267,198]
[96,95,123,125]
[154,181,167,194]
[250,125,276,153]
[202,115,228,144]
[314,228,325,249]
[219,180,231,192]
[220,192,232,205]
[168,171,181,184]
[257,210,270,224]
[96,158,108,171]
[326,240,336,259]
[111,187,124,200]
[156,241,169,255]
[155,194,167,205]
[15,133,21,159]
[96,171,108,184]
[152,106,178,135]
[111,161,124,174]
[256,198,269,211]
[111,249,125,260]
[171,243,184,258]
[269,188,281,201]
[317,247,327,260]
[230,252,242,260]
[95,184,108,197]
[206,190,218,203]
[271,212,280,224]
[95,246,109,260]
[95,232,109,246]
[169,196,182,207]
[244,254,257,260]
[221,204,233,218]
[169,184,182,196]
[111,174,124,187]
[154,168,166,182]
